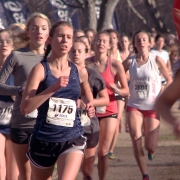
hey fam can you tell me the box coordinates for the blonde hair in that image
[8,23,29,50]
[26,12,51,31]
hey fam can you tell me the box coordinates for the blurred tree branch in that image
[126,0,147,24]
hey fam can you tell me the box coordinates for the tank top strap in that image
[149,53,159,74]
[107,57,115,78]
[40,59,50,81]
[68,61,79,77]
[69,61,76,70]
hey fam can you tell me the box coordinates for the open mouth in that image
[36,36,43,40]
[2,48,7,51]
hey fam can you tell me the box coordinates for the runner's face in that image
[27,17,49,47]
[86,31,94,44]
[50,25,73,56]
[110,32,118,49]
[134,32,150,52]
[156,37,165,49]
[70,42,87,66]
[95,33,110,54]
[0,31,14,58]
[120,36,130,50]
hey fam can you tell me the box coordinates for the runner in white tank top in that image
[128,53,161,110]
[123,30,172,180]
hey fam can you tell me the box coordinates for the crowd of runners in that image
[0,12,180,180]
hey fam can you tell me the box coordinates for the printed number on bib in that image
[133,80,150,99]
[0,101,13,125]
[78,109,91,126]
[46,97,76,127]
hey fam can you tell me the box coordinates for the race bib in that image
[0,101,13,125]
[78,109,91,126]
[96,94,106,114]
[46,97,76,127]
[96,106,106,114]
[25,109,38,118]
[132,80,150,99]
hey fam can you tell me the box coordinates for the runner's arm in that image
[156,56,172,88]
[155,68,180,125]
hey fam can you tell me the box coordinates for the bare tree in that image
[58,0,119,31]
[81,0,97,30]
[21,0,119,31]
[97,0,119,31]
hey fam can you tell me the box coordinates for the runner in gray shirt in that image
[0,13,50,180]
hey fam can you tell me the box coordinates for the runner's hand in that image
[57,76,69,88]
[86,102,95,118]
[109,83,118,93]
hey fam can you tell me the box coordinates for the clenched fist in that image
[57,76,69,89]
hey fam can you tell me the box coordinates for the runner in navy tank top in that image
[20,21,95,180]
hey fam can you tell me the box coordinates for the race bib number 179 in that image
[46,97,76,127]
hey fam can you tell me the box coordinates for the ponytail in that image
[44,44,51,60]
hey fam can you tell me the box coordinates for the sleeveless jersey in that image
[0,75,14,133]
[97,57,118,117]
[128,53,161,110]
[33,60,83,142]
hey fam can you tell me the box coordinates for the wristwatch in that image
[18,87,23,96]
